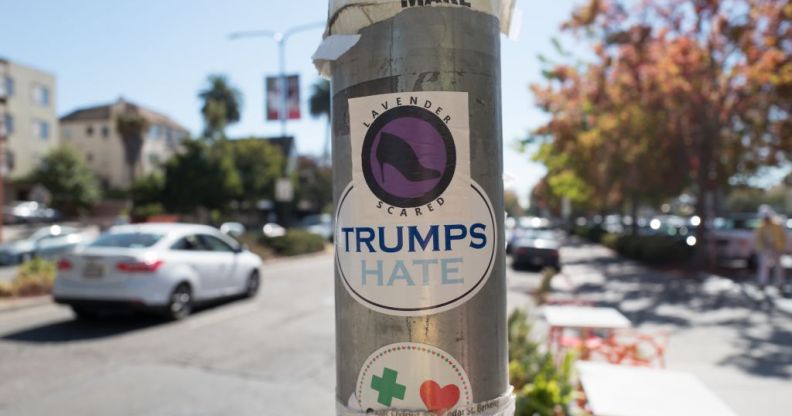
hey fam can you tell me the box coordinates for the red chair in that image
[591,329,670,368]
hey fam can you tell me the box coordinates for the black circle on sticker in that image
[361,106,456,208]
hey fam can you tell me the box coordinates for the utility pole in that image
[0,61,7,244]
[318,2,514,415]
[228,22,324,137]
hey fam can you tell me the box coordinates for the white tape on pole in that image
[314,0,516,77]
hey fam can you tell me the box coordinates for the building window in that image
[0,76,13,98]
[148,154,161,166]
[33,120,49,140]
[5,151,14,173]
[2,113,13,136]
[62,126,72,140]
[32,84,50,107]
[101,125,110,138]
[86,152,94,162]
[149,124,163,140]
[86,125,94,137]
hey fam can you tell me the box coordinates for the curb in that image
[0,295,52,314]
[262,244,334,265]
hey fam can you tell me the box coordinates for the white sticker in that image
[356,343,472,414]
[336,91,496,316]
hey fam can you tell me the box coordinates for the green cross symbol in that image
[370,367,406,407]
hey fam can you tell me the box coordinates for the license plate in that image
[531,257,544,265]
[84,262,105,278]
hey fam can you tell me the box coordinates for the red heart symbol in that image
[419,380,460,415]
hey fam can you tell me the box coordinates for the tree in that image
[295,155,333,214]
[504,190,525,218]
[220,138,285,203]
[116,110,149,188]
[161,140,242,213]
[309,79,331,163]
[129,173,165,218]
[29,146,101,214]
[531,0,792,246]
[199,74,242,141]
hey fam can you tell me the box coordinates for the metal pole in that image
[328,6,509,415]
[277,37,287,137]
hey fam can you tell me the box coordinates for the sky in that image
[0,0,579,205]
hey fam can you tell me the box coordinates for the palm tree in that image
[309,79,331,165]
[116,106,149,188]
[199,74,243,140]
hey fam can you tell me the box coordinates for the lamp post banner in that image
[335,91,497,316]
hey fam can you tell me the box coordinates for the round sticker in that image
[356,343,472,414]
[335,182,497,316]
[362,106,456,208]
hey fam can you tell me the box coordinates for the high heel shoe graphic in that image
[377,132,442,183]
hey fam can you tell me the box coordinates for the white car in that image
[53,223,263,320]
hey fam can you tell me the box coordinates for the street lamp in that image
[228,22,324,137]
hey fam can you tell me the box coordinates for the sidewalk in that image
[541,242,792,416]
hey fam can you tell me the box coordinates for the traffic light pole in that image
[319,3,513,415]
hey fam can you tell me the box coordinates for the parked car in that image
[3,201,62,224]
[0,225,88,265]
[297,214,333,241]
[53,223,263,320]
[507,216,553,254]
[511,229,562,270]
[262,222,286,238]
[709,213,792,268]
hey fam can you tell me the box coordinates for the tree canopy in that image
[530,0,792,232]
[199,74,243,140]
[29,146,101,214]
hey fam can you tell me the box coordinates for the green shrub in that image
[0,258,57,298]
[601,233,619,250]
[606,234,693,265]
[572,224,606,243]
[260,230,326,257]
[509,309,575,416]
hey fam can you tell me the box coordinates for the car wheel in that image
[71,306,99,320]
[166,283,193,321]
[244,271,261,298]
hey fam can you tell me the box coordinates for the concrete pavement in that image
[527,242,792,416]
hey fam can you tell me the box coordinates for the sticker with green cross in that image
[370,367,406,407]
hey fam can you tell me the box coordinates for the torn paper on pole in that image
[313,0,516,77]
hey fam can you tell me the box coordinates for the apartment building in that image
[60,98,188,189]
[0,58,59,180]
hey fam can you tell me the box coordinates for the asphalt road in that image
[0,254,336,415]
[0,245,789,415]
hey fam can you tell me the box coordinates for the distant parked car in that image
[711,214,771,268]
[220,222,246,238]
[0,225,87,265]
[507,216,553,254]
[297,214,333,241]
[262,223,286,239]
[511,229,562,270]
[3,201,62,224]
[53,223,263,320]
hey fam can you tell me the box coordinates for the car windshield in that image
[89,232,163,248]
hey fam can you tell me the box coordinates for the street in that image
[0,244,790,415]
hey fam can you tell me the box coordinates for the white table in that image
[577,362,738,416]
[542,306,632,330]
